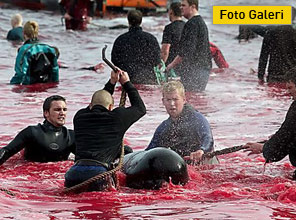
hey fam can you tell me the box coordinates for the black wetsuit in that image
[0,120,75,165]
[263,100,296,166]
[258,25,296,82]
[162,20,185,65]
[64,80,146,190]
[177,15,212,92]
[111,26,161,84]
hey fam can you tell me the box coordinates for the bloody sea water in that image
[1,0,296,219]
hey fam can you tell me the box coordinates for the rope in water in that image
[184,145,248,165]
[204,145,248,158]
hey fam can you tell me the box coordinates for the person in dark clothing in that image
[244,67,296,176]
[258,25,296,83]
[59,0,97,31]
[111,10,161,85]
[161,2,185,66]
[64,69,146,191]
[145,80,218,164]
[0,95,75,165]
[7,14,24,42]
[166,0,212,92]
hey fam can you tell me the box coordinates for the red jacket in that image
[210,42,229,68]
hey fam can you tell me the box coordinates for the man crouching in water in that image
[0,95,75,165]
[64,68,146,191]
[146,80,218,164]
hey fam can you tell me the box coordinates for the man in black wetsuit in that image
[111,10,161,85]
[0,95,75,165]
[166,0,212,92]
[64,69,146,191]
[244,67,296,176]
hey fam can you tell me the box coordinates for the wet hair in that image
[285,67,296,84]
[43,95,66,115]
[162,80,185,97]
[186,0,199,9]
[127,10,142,27]
[170,2,182,17]
[11,14,23,27]
[23,21,39,39]
[91,90,114,109]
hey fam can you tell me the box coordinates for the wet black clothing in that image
[0,120,75,165]
[73,80,146,167]
[258,25,296,82]
[111,26,161,84]
[162,20,185,65]
[177,15,212,91]
[263,101,296,166]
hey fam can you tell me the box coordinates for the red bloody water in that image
[1,1,296,219]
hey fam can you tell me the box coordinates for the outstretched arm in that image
[0,127,31,165]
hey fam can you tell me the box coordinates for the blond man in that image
[6,14,24,41]
[146,80,218,164]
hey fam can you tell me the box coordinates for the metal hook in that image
[102,45,118,72]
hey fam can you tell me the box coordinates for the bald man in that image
[64,69,146,191]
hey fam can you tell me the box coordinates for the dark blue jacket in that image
[146,104,214,156]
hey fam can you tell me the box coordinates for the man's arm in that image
[0,127,31,165]
[103,70,119,95]
[10,47,28,84]
[166,55,182,72]
[114,71,146,128]
[161,43,171,63]
[263,101,296,163]
[189,112,214,161]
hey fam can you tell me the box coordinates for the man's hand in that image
[189,149,204,162]
[64,13,72,20]
[243,142,263,155]
[166,63,173,73]
[110,69,120,84]
[119,71,130,85]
